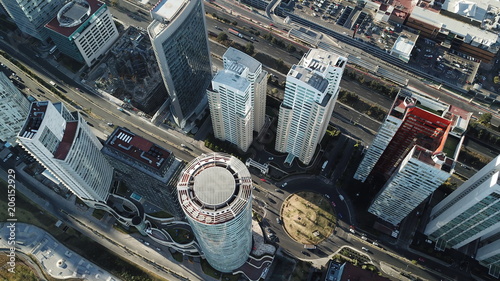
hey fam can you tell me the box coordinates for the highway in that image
[0,1,495,280]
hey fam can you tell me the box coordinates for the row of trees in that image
[467,119,500,146]
[344,69,399,100]
[338,90,387,121]
[0,51,78,108]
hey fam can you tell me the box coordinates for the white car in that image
[362,247,369,252]
[281,182,288,188]
[324,194,330,199]
[107,122,114,126]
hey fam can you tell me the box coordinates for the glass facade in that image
[177,154,253,273]
[158,0,212,126]
[428,192,500,246]
[188,201,252,272]
[0,0,65,41]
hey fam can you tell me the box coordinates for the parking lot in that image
[410,39,479,87]
[288,0,482,90]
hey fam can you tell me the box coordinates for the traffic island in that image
[281,191,336,245]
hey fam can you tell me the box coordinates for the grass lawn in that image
[200,258,221,279]
[0,254,82,281]
[165,228,193,244]
[290,260,312,281]
[171,251,183,262]
[282,191,336,244]
[266,255,295,281]
[148,210,173,218]
[92,209,107,220]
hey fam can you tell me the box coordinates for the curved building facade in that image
[177,153,252,272]
[148,0,212,129]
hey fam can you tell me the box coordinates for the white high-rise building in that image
[0,0,65,41]
[45,0,119,67]
[222,47,267,133]
[275,48,347,165]
[17,101,114,207]
[148,0,212,129]
[424,155,500,277]
[0,72,30,143]
[363,90,471,226]
[177,153,253,273]
[207,47,267,152]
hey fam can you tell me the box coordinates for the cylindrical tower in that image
[177,153,252,272]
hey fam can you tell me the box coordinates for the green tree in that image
[244,43,255,55]
[276,59,284,68]
[217,32,228,42]
[478,113,492,125]
[286,43,296,53]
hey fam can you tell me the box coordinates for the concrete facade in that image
[45,0,119,66]
[17,101,114,207]
[275,48,346,165]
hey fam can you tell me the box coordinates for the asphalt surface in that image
[0,1,495,280]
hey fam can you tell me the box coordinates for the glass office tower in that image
[148,0,212,129]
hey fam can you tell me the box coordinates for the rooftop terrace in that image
[45,0,103,37]
[106,127,171,171]
[19,101,49,139]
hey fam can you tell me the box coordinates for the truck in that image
[228,28,243,38]
[304,244,317,249]
[321,160,328,171]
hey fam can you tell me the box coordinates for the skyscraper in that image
[358,89,470,225]
[17,101,114,207]
[44,0,119,67]
[275,48,346,165]
[222,47,267,133]
[0,0,65,41]
[148,0,212,129]
[177,153,253,272]
[424,155,500,277]
[207,47,267,152]
[0,72,30,143]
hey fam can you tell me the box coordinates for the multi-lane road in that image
[1,1,496,280]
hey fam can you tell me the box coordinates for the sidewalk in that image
[0,166,216,281]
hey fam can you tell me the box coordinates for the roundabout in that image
[281,191,337,245]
